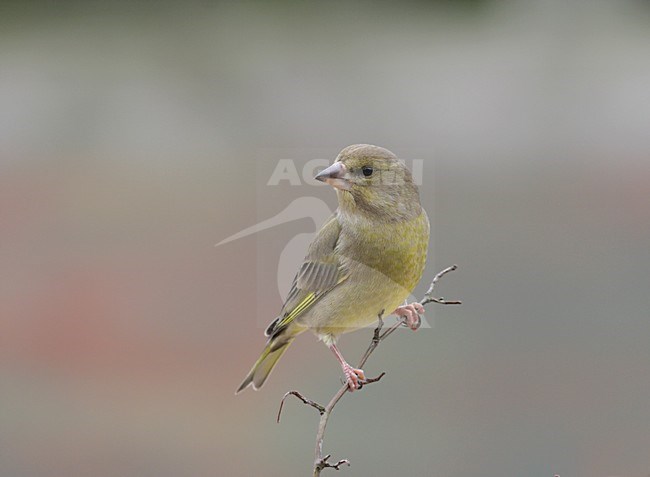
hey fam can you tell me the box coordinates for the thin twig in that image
[277,391,325,423]
[276,265,460,476]
[316,455,350,472]
[421,264,462,306]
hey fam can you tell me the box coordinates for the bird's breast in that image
[338,211,429,293]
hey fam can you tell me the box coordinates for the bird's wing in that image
[266,215,348,337]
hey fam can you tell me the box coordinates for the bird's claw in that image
[342,364,366,391]
[393,302,424,330]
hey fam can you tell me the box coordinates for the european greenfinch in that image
[237,144,429,393]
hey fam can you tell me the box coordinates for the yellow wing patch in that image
[272,270,348,335]
[275,292,316,330]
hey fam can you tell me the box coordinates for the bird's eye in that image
[362,166,373,177]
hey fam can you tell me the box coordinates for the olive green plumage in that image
[237,144,429,393]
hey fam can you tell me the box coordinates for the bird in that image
[236,144,430,393]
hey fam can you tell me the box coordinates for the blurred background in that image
[2,1,650,476]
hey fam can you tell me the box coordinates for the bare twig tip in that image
[420,264,461,306]
[317,455,350,472]
[277,391,325,423]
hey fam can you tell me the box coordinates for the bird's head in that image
[315,144,421,221]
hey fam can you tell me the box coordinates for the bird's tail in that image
[236,337,294,394]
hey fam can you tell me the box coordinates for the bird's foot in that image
[341,363,366,391]
[329,342,365,391]
[392,302,425,330]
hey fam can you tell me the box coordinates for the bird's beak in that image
[314,162,351,191]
